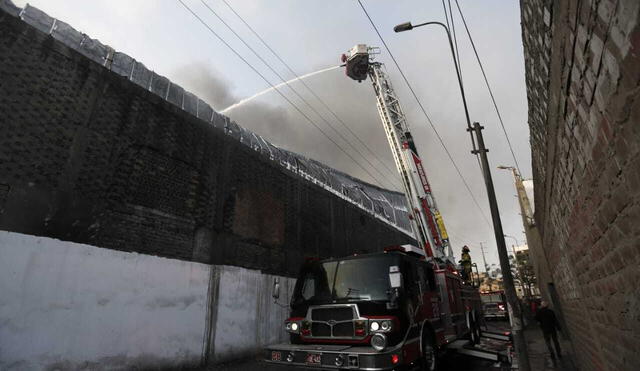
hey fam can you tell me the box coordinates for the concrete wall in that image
[521,0,640,370]
[0,2,413,280]
[0,4,416,368]
[0,231,210,370]
[211,266,295,364]
[0,231,294,369]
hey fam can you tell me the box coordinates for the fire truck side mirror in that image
[388,266,402,309]
[272,277,280,300]
[389,266,402,289]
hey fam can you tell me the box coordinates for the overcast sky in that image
[16,0,532,268]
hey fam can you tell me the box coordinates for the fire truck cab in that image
[264,245,483,370]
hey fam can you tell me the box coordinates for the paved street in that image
[187,320,578,371]
[192,321,513,371]
[522,325,577,371]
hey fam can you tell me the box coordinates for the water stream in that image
[220,65,341,113]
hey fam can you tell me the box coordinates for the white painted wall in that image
[213,265,295,363]
[0,231,211,370]
[0,231,297,369]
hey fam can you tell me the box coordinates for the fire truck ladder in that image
[344,45,453,261]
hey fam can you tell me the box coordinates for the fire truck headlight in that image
[371,333,387,352]
[285,320,301,334]
[381,320,391,331]
[370,321,380,331]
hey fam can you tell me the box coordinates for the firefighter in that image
[459,245,472,281]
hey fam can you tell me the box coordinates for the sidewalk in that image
[513,325,578,370]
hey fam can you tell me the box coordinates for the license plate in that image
[305,353,321,364]
[271,351,281,361]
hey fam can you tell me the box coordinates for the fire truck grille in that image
[308,306,358,338]
[311,307,354,321]
[332,322,354,337]
[311,322,331,337]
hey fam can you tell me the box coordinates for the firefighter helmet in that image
[462,245,470,252]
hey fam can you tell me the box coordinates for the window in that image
[301,275,315,300]
[293,256,400,304]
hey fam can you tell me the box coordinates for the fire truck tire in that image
[467,312,480,344]
[471,311,482,344]
[419,331,439,371]
[473,311,483,340]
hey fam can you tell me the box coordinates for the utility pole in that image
[504,234,525,297]
[510,244,523,298]
[394,21,530,371]
[479,242,489,273]
[469,122,529,370]
[479,242,490,291]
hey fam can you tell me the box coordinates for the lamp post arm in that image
[412,22,472,130]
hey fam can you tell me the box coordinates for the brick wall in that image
[521,0,640,369]
[0,8,413,278]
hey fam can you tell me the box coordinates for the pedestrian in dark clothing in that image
[534,301,562,359]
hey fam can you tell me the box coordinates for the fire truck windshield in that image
[292,255,400,304]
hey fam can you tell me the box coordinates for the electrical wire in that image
[443,0,486,175]
[177,0,392,189]
[441,0,451,34]
[454,0,523,176]
[198,0,399,190]
[356,0,492,227]
[220,0,403,189]
[447,0,463,86]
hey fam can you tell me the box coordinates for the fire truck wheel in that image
[467,312,480,345]
[471,312,482,344]
[419,333,438,371]
[473,311,482,342]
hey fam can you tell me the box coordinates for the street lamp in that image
[395,21,531,371]
[497,165,522,181]
[503,234,521,272]
[504,234,520,248]
[497,165,535,227]
[394,21,473,132]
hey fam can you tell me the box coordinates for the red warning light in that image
[391,354,399,364]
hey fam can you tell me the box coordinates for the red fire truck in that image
[263,45,512,369]
[265,245,486,369]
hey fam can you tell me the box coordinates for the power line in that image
[441,0,452,34]
[220,0,403,189]
[442,0,484,174]
[447,0,463,86]
[356,0,492,227]
[198,0,399,190]
[177,0,392,189]
[454,0,523,176]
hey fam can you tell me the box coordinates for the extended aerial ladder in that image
[342,44,453,263]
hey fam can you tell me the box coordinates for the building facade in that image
[521,0,640,369]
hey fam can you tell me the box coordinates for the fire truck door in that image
[436,271,452,330]
[417,263,440,320]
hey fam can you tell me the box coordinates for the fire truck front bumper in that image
[263,343,410,370]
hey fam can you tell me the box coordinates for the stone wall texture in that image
[0,5,413,279]
[521,0,640,370]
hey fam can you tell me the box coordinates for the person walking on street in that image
[534,301,562,359]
